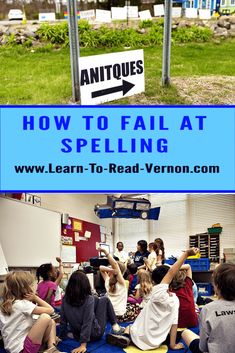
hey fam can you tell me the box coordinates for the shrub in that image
[34,20,213,48]
[37,22,69,44]
[139,19,153,28]
[6,34,16,46]
[172,26,212,43]
[22,38,33,48]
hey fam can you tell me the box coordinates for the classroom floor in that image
[56,324,199,353]
[0,324,199,353]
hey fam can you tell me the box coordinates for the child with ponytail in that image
[99,248,140,322]
[36,257,64,307]
[155,238,165,266]
[99,248,127,317]
[129,269,153,309]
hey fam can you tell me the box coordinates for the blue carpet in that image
[57,324,199,353]
[0,326,199,353]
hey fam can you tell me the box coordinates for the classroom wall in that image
[5,193,233,262]
[116,194,235,259]
[35,193,113,251]
[35,193,110,225]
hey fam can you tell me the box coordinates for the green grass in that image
[0,39,234,104]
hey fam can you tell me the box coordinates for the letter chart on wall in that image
[79,50,145,105]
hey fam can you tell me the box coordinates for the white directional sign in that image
[139,10,152,20]
[39,12,56,21]
[80,9,95,21]
[154,4,165,17]
[95,9,111,23]
[125,6,138,18]
[79,50,145,105]
[185,8,198,18]
[199,9,211,19]
[172,7,182,18]
[111,7,127,20]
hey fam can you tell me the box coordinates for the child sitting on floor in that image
[143,242,157,272]
[106,247,199,350]
[155,237,165,266]
[99,248,140,322]
[36,257,64,308]
[99,247,127,317]
[126,263,138,296]
[0,271,64,353]
[171,264,199,328]
[128,269,153,309]
[182,263,235,353]
[60,270,124,353]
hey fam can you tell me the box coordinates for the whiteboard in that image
[0,242,8,275]
[0,197,61,267]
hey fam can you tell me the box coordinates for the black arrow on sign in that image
[91,80,135,99]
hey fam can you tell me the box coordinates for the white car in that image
[8,9,23,21]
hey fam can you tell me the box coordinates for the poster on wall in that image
[25,194,34,204]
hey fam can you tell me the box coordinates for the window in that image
[116,194,235,260]
[186,0,194,8]
[199,0,211,9]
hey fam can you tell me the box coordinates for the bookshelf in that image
[189,232,220,262]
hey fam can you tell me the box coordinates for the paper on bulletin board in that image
[100,225,106,233]
[84,230,91,239]
[73,220,82,232]
[101,233,106,243]
[61,245,76,263]
[61,236,73,245]
[75,232,80,242]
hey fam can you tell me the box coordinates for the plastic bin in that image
[165,258,175,265]
[185,258,210,271]
[196,282,213,296]
[208,227,222,234]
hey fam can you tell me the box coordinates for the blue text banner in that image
[0,105,234,192]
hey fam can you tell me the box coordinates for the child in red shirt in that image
[171,264,198,328]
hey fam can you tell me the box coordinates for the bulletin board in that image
[61,217,101,262]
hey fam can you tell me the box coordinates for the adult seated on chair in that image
[113,242,129,265]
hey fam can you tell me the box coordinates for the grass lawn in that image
[0,39,235,104]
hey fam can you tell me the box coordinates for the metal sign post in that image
[162,0,172,86]
[125,0,130,27]
[67,0,80,102]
